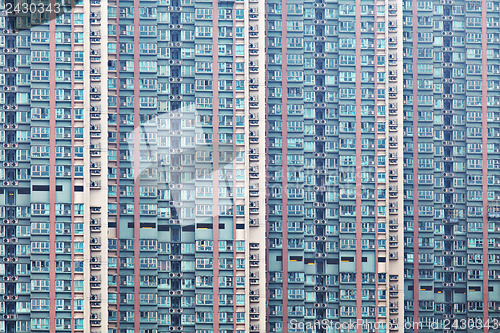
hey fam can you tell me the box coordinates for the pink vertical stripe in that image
[48,1,57,331]
[412,2,420,330]
[354,0,363,328]
[133,0,141,331]
[373,8,379,329]
[481,1,489,331]
[280,0,289,330]
[115,0,122,329]
[70,10,76,332]
[264,4,271,331]
[211,0,220,330]
[232,8,237,328]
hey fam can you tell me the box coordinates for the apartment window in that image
[196,259,213,269]
[195,44,212,55]
[235,276,245,287]
[195,8,212,19]
[74,261,84,272]
[196,294,213,306]
[236,258,245,269]
[139,61,157,72]
[195,26,212,37]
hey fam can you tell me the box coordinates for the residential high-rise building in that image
[266,0,404,332]
[1,1,500,333]
[402,1,500,332]
[1,0,267,332]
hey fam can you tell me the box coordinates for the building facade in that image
[402,1,500,332]
[0,0,500,333]
[266,0,404,332]
[1,0,267,332]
